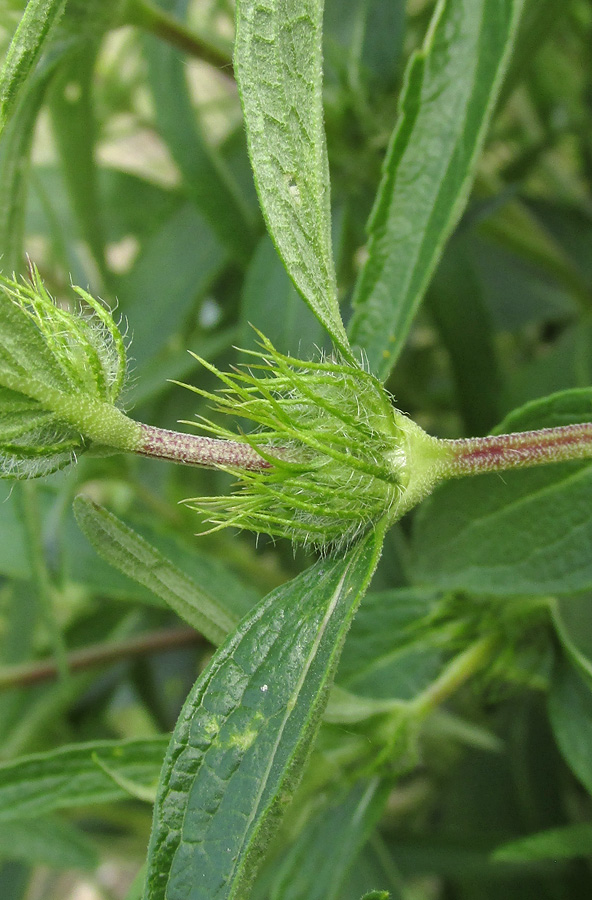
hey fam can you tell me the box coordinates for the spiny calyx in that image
[0,266,137,478]
[181,334,450,550]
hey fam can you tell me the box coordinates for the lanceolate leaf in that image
[269,778,388,900]
[493,823,592,862]
[73,497,237,644]
[0,737,168,821]
[235,0,350,352]
[410,389,592,595]
[348,0,526,379]
[145,0,257,264]
[143,525,384,900]
[0,0,66,133]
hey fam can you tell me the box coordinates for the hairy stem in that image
[137,423,277,471]
[441,422,592,478]
[0,626,203,691]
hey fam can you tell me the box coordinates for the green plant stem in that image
[412,634,498,718]
[125,0,234,73]
[441,423,592,478]
[0,626,203,691]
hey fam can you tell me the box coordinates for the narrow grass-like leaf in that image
[0,0,66,133]
[269,779,388,900]
[0,737,167,821]
[0,65,56,271]
[144,0,256,264]
[143,524,384,900]
[348,0,526,379]
[493,823,592,862]
[73,497,237,644]
[0,817,97,870]
[48,46,107,278]
[410,389,592,595]
[235,0,350,352]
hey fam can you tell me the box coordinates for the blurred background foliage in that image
[1,0,592,897]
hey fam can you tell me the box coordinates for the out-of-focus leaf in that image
[235,0,350,352]
[493,823,592,862]
[427,238,502,434]
[116,202,226,373]
[324,0,405,92]
[74,496,237,644]
[410,389,592,595]
[348,0,526,379]
[269,779,389,900]
[0,816,97,870]
[144,0,256,263]
[240,235,327,359]
[548,653,592,798]
[0,736,167,820]
[0,66,56,270]
[48,45,107,278]
[143,525,384,900]
[337,587,442,700]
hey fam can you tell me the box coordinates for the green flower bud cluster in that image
[0,266,131,478]
[182,334,450,551]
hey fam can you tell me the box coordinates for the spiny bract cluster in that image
[0,266,127,478]
[182,334,409,551]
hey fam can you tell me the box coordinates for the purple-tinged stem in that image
[441,423,592,478]
[137,424,276,471]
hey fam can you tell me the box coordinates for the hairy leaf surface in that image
[235,0,349,351]
[143,525,384,899]
[0,0,66,133]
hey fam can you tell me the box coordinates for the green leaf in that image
[240,235,327,359]
[143,525,384,900]
[337,587,442,700]
[426,237,502,435]
[234,0,350,352]
[48,45,107,278]
[493,823,592,862]
[269,779,388,900]
[0,817,97,870]
[0,62,57,271]
[73,496,238,644]
[0,0,66,133]
[360,893,389,900]
[348,0,526,379]
[0,268,136,477]
[144,0,257,264]
[116,202,226,375]
[548,653,592,798]
[0,737,167,821]
[410,389,592,595]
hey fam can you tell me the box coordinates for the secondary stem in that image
[0,626,202,691]
[137,424,277,471]
[412,634,498,718]
[441,422,592,478]
[125,0,234,73]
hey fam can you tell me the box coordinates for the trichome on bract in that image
[180,333,450,551]
[0,265,132,478]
